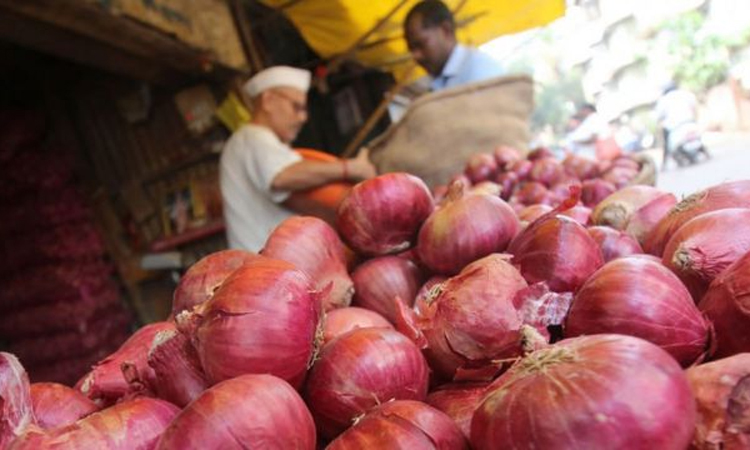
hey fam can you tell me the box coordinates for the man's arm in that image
[271,148,376,192]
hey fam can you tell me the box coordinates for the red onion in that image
[30,383,98,429]
[77,322,173,405]
[592,185,673,231]
[401,255,529,381]
[11,397,179,450]
[508,208,604,293]
[511,181,547,205]
[528,157,564,187]
[0,353,33,448]
[413,276,447,317]
[470,181,502,197]
[172,249,259,316]
[352,256,424,322]
[471,334,696,449]
[663,208,750,301]
[602,166,638,188]
[565,256,711,366]
[580,178,616,208]
[645,180,750,256]
[493,145,522,168]
[686,354,750,449]
[527,147,555,161]
[625,191,678,246]
[322,307,392,345]
[494,172,519,200]
[559,204,591,226]
[328,400,467,449]
[147,328,208,408]
[588,225,643,262]
[517,204,553,226]
[182,256,320,389]
[507,159,532,180]
[464,153,498,183]
[156,374,316,449]
[426,383,489,439]
[563,154,599,180]
[336,173,434,255]
[699,250,750,358]
[417,183,519,275]
[262,216,354,311]
[304,327,429,440]
[612,155,641,170]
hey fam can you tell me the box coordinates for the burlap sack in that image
[369,75,534,188]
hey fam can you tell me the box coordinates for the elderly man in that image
[220,66,376,251]
[404,0,504,91]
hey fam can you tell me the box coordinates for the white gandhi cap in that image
[243,66,312,98]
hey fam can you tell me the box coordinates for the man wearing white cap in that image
[220,66,376,251]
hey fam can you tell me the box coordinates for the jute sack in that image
[369,75,534,188]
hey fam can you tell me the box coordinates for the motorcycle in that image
[667,121,710,167]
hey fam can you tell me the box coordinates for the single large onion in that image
[645,180,750,256]
[172,249,259,316]
[0,353,33,448]
[528,157,564,187]
[663,208,750,301]
[156,374,316,449]
[625,191,677,246]
[77,322,174,405]
[508,211,604,293]
[304,327,429,440]
[581,179,617,208]
[471,334,696,450]
[563,154,599,180]
[426,383,489,439]
[417,183,519,275]
[493,145,522,168]
[322,307,393,345]
[147,328,208,408]
[183,256,320,389]
[588,226,643,262]
[10,397,179,450]
[30,383,98,429]
[464,153,498,184]
[686,354,750,450]
[262,216,354,310]
[592,185,674,231]
[328,400,467,449]
[699,250,750,358]
[351,256,424,322]
[565,256,711,366]
[336,173,434,255]
[402,254,529,381]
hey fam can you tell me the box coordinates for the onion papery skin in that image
[581,179,617,208]
[565,256,712,366]
[645,180,750,256]
[11,397,179,450]
[304,327,429,440]
[413,276,448,317]
[351,256,424,323]
[327,400,468,450]
[322,307,393,345]
[699,250,750,358]
[686,353,750,450]
[190,256,320,389]
[0,353,34,448]
[417,187,519,275]
[471,334,696,450]
[662,208,750,302]
[262,216,354,311]
[336,173,434,256]
[588,225,643,262]
[592,185,672,231]
[147,329,208,408]
[426,383,489,439]
[156,374,316,450]
[30,383,98,429]
[172,249,259,316]
[508,214,604,293]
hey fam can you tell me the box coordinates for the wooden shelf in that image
[149,219,225,252]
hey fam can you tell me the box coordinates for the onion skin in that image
[262,216,354,311]
[592,186,671,231]
[189,256,320,389]
[699,250,750,358]
[645,180,750,256]
[465,153,498,184]
[686,353,750,450]
[304,327,429,440]
[322,307,393,345]
[328,400,468,449]
[11,397,179,450]
[417,185,520,275]
[156,374,316,450]
[511,181,548,205]
[147,329,208,408]
[581,179,617,208]
[518,204,553,226]
[352,256,424,322]
[471,334,696,450]
[560,205,592,226]
[565,256,712,366]
[625,192,677,246]
[663,208,750,302]
[172,249,259,316]
[413,276,448,317]
[30,383,98,429]
[0,353,34,448]
[588,226,643,262]
[426,383,489,439]
[336,173,434,256]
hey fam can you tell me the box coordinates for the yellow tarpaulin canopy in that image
[258,0,565,78]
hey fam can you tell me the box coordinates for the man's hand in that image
[347,147,377,181]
